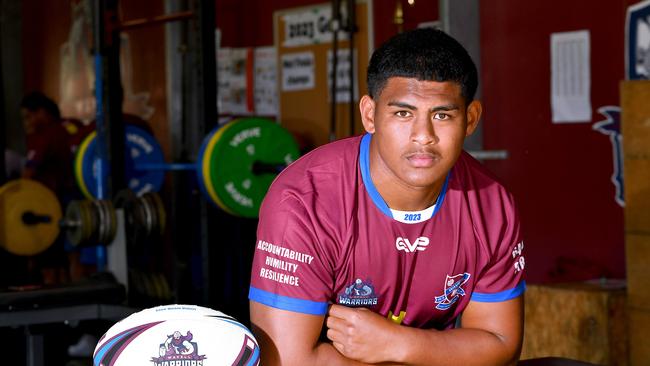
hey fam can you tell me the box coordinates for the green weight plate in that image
[208,118,300,218]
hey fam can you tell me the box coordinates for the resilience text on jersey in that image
[256,240,314,264]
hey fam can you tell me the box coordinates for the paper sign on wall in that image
[281,5,348,47]
[254,47,279,116]
[217,48,249,115]
[281,52,315,92]
[550,30,592,123]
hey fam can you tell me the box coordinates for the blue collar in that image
[359,133,449,220]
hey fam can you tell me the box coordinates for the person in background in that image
[20,91,89,284]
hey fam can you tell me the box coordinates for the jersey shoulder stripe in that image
[249,286,328,315]
[470,281,526,302]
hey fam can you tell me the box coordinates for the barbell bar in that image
[76,117,301,218]
[0,179,166,256]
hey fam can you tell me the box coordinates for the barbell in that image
[75,117,301,218]
[0,179,166,256]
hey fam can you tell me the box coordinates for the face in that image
[360,77,481,193]
[21,108,49,135]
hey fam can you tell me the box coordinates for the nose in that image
[410,115,437,145]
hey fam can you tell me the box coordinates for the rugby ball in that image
[93,304,259,366]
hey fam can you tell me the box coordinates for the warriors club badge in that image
[338,278,379,307]
[151,330,206,365]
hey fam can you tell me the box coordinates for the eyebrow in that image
[387,101,460,112]
[431,104,460,113]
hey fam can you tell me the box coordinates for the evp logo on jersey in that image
[338,278,379,307]
[434,273,471,310]
[395,236,429,253]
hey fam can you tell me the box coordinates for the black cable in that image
[347,0,356,137]
[330,0,341,142]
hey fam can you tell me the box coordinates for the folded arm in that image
[251,295,523,366]
[250,300,372,366]
[327,296,524,366]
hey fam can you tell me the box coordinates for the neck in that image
[369,147,444,212]
[374,174,443,211]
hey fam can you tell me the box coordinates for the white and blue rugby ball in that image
[93,304,259,366]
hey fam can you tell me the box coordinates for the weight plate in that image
[124,126,166,195]
[64,200,91,247]
[0,179,62,255]
[83,200,98,244]
[76,125,165,199]
[83,200,97,245]
[141,195,154,238]
[74,132,96,199]
[106,200,117,244]
[92,200,105,245]
[131,196,147,243]
[142,192,166,238]
[197,121,237,214]
[208,118,300,217]
[94,200,116,244]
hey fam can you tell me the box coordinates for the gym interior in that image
[0,0,648,365]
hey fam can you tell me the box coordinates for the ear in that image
[465,100,482,136]
[359,95,376,134]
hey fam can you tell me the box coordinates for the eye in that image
[433,112,450,120]
[395,110,411,118]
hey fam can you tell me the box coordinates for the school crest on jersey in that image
[434,273,471,310]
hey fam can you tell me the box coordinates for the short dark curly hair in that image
[20,91,61,120]
[366,28,478,103]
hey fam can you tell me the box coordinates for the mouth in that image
[405,152,439,168]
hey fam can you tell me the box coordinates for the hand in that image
[326,304,400,364]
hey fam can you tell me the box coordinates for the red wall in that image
[216,0,438,48]
[22,0,71,99]
[481,0,640,283]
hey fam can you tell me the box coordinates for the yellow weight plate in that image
[202,121,237,214]
[75,131,96,199]
[0,179,62,256]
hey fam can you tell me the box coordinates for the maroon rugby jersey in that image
[249,133,525,329]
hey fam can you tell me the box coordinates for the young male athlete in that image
[249,28,526,365]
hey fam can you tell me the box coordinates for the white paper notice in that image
[551,30,592,123]
[281,52,315,92]
[217,47,249,115]
[254,46,278,116]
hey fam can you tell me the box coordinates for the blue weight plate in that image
[79,125,165,198]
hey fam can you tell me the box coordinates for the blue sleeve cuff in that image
[249,286,329,315]
[471,281,526,302]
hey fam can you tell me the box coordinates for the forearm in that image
[312,342,373,366]
[313,342,402,366]
[390,326,519,366]
[254,325,397,366]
